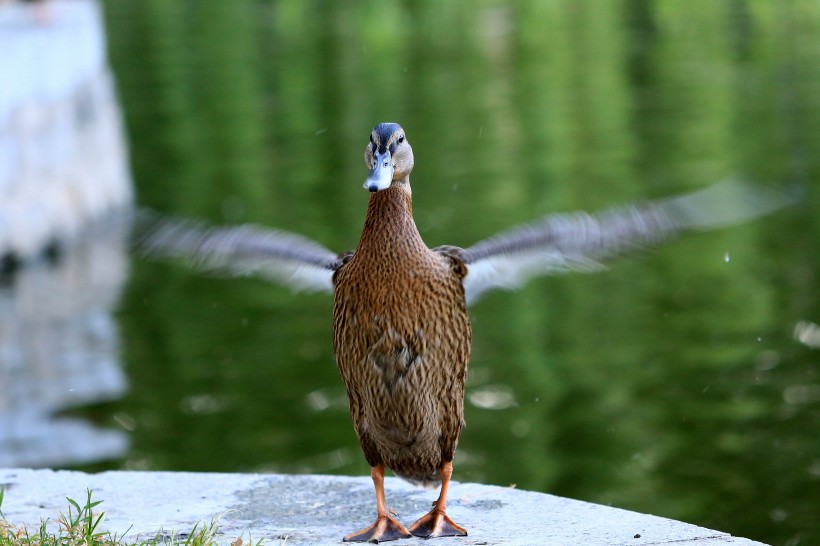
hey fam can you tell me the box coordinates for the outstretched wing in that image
[133,211,344,293]
[460,178,794,304]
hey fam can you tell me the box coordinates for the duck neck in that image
[356,185,426,257]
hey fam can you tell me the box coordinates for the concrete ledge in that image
[0,468,766,545]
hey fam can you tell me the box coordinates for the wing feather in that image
[461,178,794,304]
[133,211,343,293]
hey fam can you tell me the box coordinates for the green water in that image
[97,1,819,544]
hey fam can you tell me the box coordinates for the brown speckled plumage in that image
[327,123,471,540]
[332,185,470,486]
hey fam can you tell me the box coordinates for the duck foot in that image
[408,509,467,538]
[408,460,468,538]
[344,464,412,542]
[343,515,411,543]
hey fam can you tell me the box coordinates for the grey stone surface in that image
[0,468,767,545]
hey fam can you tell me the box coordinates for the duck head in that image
[363,122,414,193]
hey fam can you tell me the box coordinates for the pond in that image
[13,2,820,545]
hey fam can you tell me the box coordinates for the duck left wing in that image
[133,211,344,293]
[458,178,794,305]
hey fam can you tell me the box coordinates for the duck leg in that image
[408,461,467,538]
[344,464,411,543]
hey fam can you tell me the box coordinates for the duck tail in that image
[397,472,442,489]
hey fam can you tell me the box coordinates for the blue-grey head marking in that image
[373,122,402,153]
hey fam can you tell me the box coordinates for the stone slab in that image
[0,468,767,545]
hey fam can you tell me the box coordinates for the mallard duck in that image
[137,122,789,542]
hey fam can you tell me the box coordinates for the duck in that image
[136,122,790,542]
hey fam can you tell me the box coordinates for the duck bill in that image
[364,150,394,192]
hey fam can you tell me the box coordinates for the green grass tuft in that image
[0,486,264,546]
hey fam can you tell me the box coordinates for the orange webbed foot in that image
[408,508,467,539]
[343,514,412,543]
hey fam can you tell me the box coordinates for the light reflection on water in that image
[0,221,129,467]
[793,320,820,349]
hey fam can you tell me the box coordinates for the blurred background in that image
[2,1,819,545]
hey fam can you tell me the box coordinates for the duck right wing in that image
[133,211,345,293]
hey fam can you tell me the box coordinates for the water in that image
[11,2,820,545]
